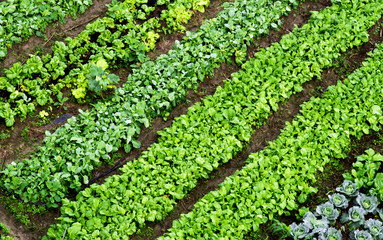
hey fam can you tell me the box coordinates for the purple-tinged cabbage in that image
[315,202,339,224]
[329,193,348,209]
[290,222,310,239]
[341,206,366,229]
[318,227,342,240]
[356,193,379,214]
[336,180,359,197]
[303,211,329,233]
[364,219,383,238]
[350,230,373,240]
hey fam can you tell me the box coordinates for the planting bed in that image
[1,0,383,239]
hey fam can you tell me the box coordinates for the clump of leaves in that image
[87,59,119,95]
[315,202,339,224]
[336,180,359,197]
[290,222,311,239]
[356,194,379,214]
[318,227,342,240]
[329,193,348,209]
[340,206,366,229]
[350,230,373,240]
[364,219,383,238]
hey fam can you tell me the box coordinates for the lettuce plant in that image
[350,230,374,240]
[341,206,366,229]
[364,219,383,239]
[356,193,379,214]
[318,227,342,240]
[329,193,348,209]
[336,180,359,197]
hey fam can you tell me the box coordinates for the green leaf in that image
[132,140,141,149]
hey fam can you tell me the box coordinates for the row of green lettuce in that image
[0,0,305,207]
[41,0,383,239]
[0,0,209,127]
[0,0,93,59]
[158,42,383,239]
[289,149,383,240]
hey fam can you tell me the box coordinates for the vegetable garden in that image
[0,0,383,239]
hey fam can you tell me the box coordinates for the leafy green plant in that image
[350,230,373,240]
[0,221,14,240]
[319,228,342,240]
[290,222,311,239]
[315,202,339,224]
[364,219,383,239]
[87,65,119,95]
[329,193,349,209]
[355,194,379,214]
[341,206,366,230]
[0,129,10,140]
[0,222,10,235]
[336,181,359,197]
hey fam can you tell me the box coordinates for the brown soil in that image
[132,7,383,240]
[0,0,113,70]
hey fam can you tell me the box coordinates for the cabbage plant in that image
[356,193,379,214]
[318,227,342,240]
[364,219,383,239]
[341,206,366,229]
[290,222,310,239]
[336,180,359,197]
[303,212,329,233]
[350,230,373,240]
[315,202,339,224]
[329,193,348,209]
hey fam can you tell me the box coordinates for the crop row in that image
[0,0,209,127]
[159,42,383,239]
[41,0,383,239]
[0,0,304,207]
[0,0,93,59]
